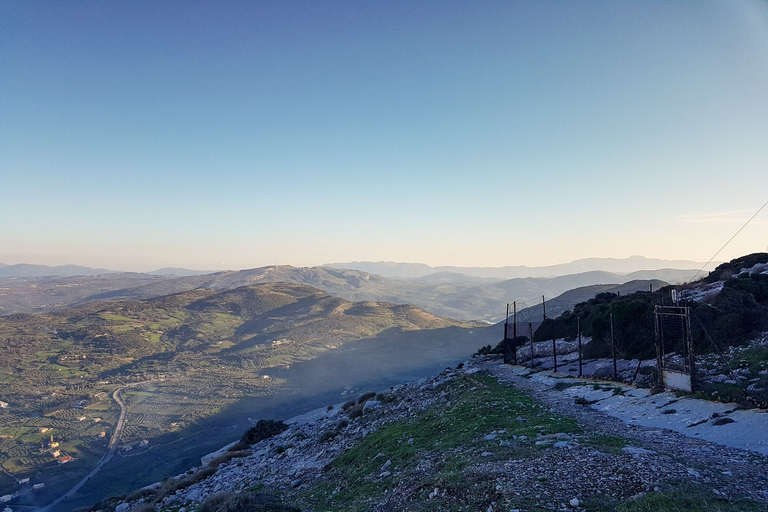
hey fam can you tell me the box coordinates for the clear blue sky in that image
[2,1,767,271]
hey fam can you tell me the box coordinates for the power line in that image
[688,199,768,283]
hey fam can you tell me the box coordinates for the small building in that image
[32,483,45,490]
[0,496,12,504]
[78,416,86,421]
[0,400,8,408]
[52,450,61,458]
[18,478,29,484]
[99,431,106,438]
[39,427,50,433]
[59,456,74,464]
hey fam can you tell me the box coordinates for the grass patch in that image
[607,483,766,512]
[297,373,579,511]
[582,434,632,455]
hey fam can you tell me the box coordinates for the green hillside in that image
[0,282,485,507]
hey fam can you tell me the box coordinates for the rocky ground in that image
[107,355,768,512]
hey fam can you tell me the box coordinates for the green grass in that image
[582,434,633,454]
[298,373,580,511]
[589,483,767,512]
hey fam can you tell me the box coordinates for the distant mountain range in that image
[326,256,707,279]
[0,263,211,278]
[0,264,688,322]
[0,263,115,278]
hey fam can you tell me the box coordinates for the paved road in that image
[38,381,154,512]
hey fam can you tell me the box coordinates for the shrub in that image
[155,467,216,500]
[208,450,251,468]
[347,403,364,419]
[198,492,300,512]
[127,504,157,512]
[342,400,356,411]
[236,419,288,448]
[357,391,376,404]
[125,487,156,502]
[318,430,336,442]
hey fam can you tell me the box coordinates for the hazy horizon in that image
[0,254,713,275]
[2,1,767,272]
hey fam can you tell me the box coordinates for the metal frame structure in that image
[654,305,695,391]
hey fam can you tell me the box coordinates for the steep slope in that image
[0,283,494,510]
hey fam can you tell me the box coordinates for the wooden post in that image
[513,301,517,365]
[654,305,664,388]
[502,303,511,364]
[611,311,617,380]
[685,306,695,392]
[529,322,534,367]
[578,316,582,378]
[504,303,509,340]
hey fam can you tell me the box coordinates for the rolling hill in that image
[0,282,495,510]
[1,265,692,322]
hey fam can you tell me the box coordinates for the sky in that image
[1,0,767,272]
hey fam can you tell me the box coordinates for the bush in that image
[208,450,251,468]
[342,400,356,411]
[318,430,336,442]
[127,504,157,512]
[156,467,216,500]
[236,419,288,448]
[125,487,156,502]
[198,492,300,512]
[347,403,364,419]
[357,391,376,404]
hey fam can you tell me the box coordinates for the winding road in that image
[38,381,153,512]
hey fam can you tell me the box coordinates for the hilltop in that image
[0,264,689,322]
[0,283,494,510]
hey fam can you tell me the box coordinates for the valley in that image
[0,282,495,510]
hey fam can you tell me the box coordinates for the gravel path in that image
[482,357,768,505]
